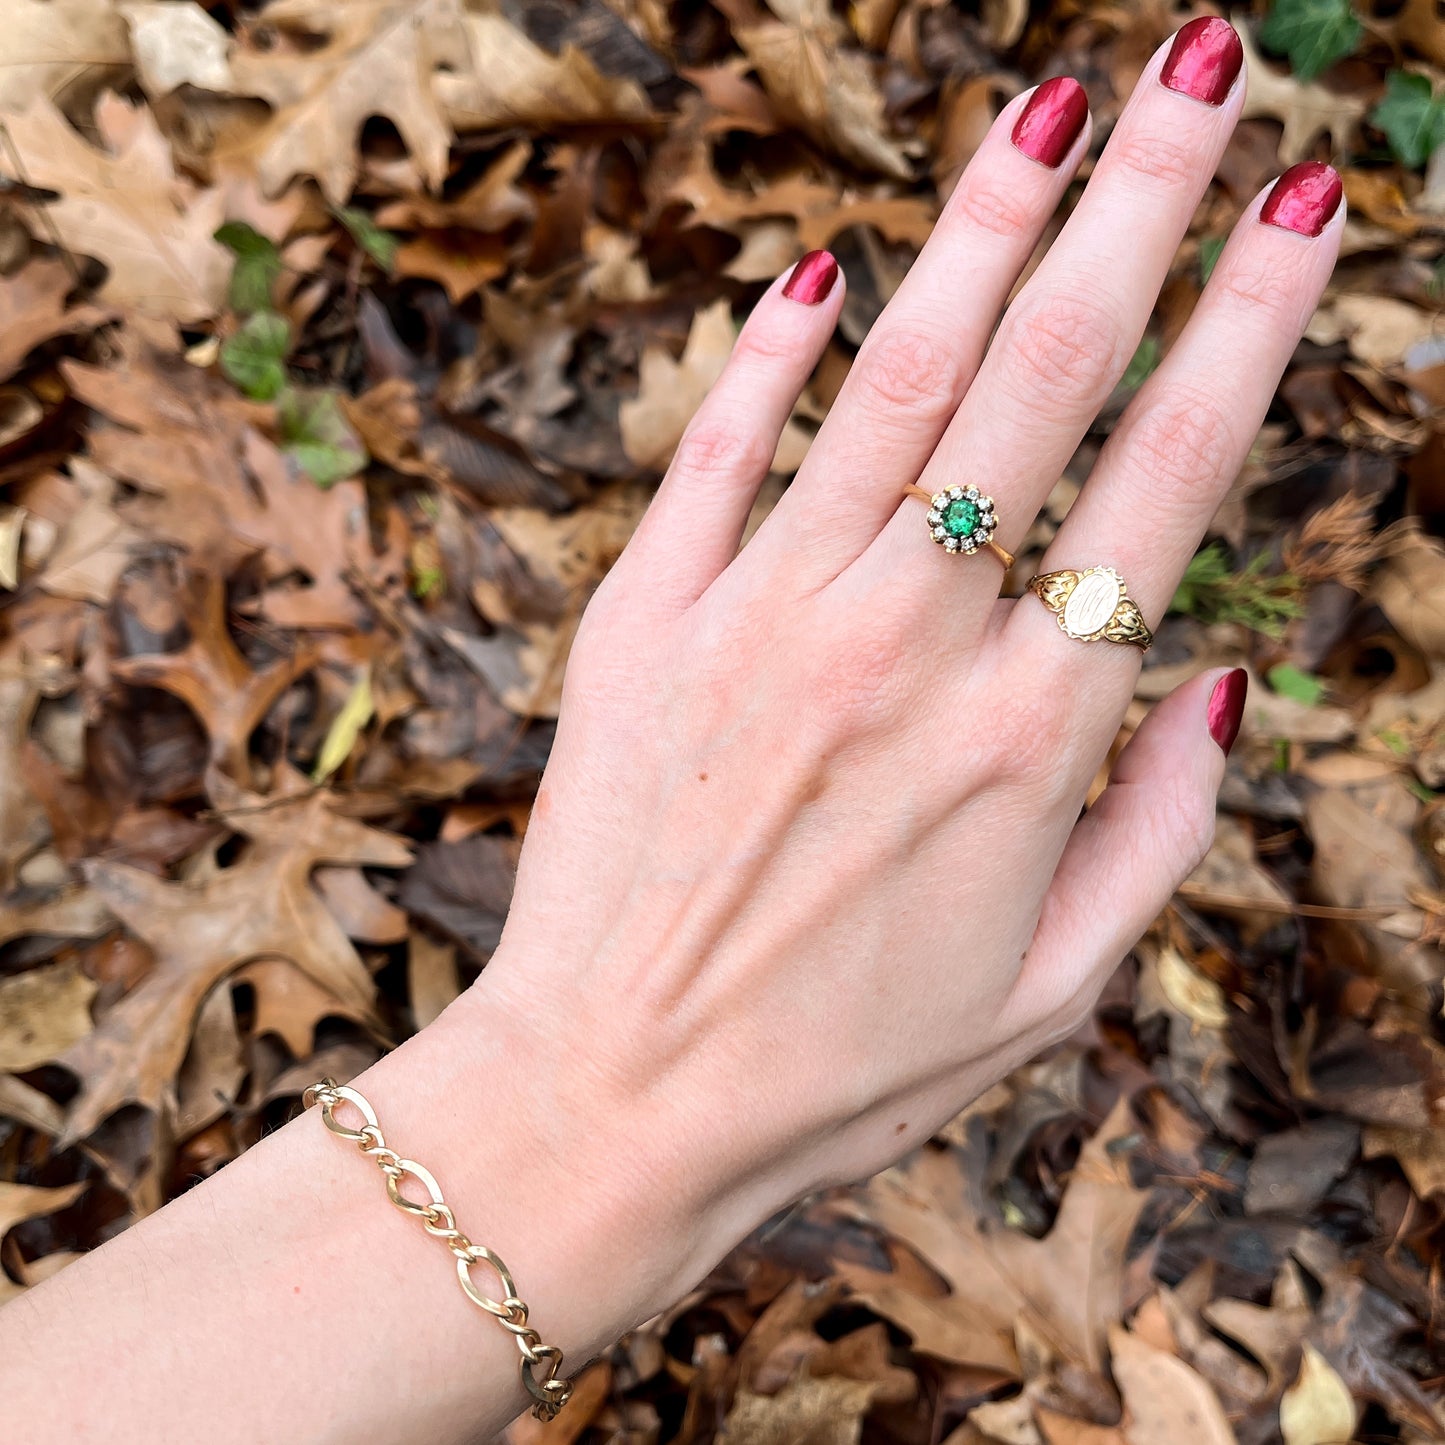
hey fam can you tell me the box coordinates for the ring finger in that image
[1013,162,1344,678]
[849,18,1246,603]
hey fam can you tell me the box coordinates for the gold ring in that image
[904,484,1014,567]
[1027,566,1153,650]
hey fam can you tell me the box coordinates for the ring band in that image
[904,485,1014,567]
[1026,566,1153,650]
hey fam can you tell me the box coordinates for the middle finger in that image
[849,18,1246,601]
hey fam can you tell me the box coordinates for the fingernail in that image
[1207,668,1247,755]
[1011,77,1089,168]
[783,251,839,305]
[1260,161,1343,237]
[1160,17,1243,106]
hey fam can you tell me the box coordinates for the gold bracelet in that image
[304,1078,573,1421]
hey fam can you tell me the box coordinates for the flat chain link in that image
[304,1079,573,1421]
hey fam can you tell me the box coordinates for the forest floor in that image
[1,1,1444,1442]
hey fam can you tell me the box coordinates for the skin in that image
[2,31,1342,1445]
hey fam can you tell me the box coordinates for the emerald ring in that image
[904,484,1014,567]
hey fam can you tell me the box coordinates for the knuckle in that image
[810,622,908,729]
[1210,259,1300,319]
[975,683,1069,782]
[1118,384,1237,502]
[1107,128,1199,192]
[669,417,774,488]
[946,176,1039,240]
[999,293,1120,408]
[851,326,966,430]
[731,320,800,372]
[1150,770,1218,878]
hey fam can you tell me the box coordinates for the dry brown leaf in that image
[224,0,465,202]
[735,14,911,178]
[0,0,129,113]
[122,1,235,96]
[842,1099,1147,1377]
[1280,1343,1357,1445]
[0,260,110,383]
[1237,26,1364,163]
[1109,1327,1236,1444]
[60,782,410,1143]
[35,459,143,605]
[436,11,652,132]
[2,94,229,320]
[620,300,737,468]
[0,958,97,1072]
[1374,523,1445,659]
[720,1375,882,1445]
[1308,295,1438,373]
[111,572,316,782]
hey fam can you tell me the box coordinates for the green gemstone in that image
[944,498,980,539]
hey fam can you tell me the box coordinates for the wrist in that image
[372,967,726,1366]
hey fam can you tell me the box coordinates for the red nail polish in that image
[1260,161,1342,237]
[1207,668,1248,755]
[1160,17,1243,106]
[783,251,838,305]
[1012,77,1089,168]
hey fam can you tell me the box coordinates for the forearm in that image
[2,970,716,1445]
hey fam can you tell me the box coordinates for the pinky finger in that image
[999,666,1248,1033]
[616,252,844,612]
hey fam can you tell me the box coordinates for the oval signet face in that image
[1063,569,1122,637]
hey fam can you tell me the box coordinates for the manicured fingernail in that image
[1260,161,1343,237]
[1207,668,1247,755]
[1160,17,1243,106]
[1011,77,1089,168]
[783,251,838,305]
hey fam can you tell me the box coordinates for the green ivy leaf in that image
[1372,70,1445,169]
[333,205,398,272]
[1122,336,1160,391]
[279,389,368,488]
[1259,0,1361,80]
[215,221,283,315]
[1267,662,1327,706]
[1198,236,1226,285]
[219,312,290,401]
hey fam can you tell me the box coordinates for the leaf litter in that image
[0,0,1444,1441]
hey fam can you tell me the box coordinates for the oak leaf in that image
[2,94,229,320]
[0,260,110,383]
[59,779,411,1143]
[839,1099,1148,1377]
[223,0,466,202]
[435,10,651,132]
[0,0,129,113]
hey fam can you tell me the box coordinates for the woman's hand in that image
[487,16,1340,1298]
[5,25,1345,1445]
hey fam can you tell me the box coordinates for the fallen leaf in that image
[122,1,235,96]
[220,0,464,202]
[1109,1327,1236,1444]
[435,10,652,132]
[1,94,229,320]
[620,300,738,468]
[0,259,110,383]
[0,958,97,1072]
[1280,1343,1357,1445]
[60,782,410,1143]
[0,0,129,113]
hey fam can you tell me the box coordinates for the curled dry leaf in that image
[121,1,235,97]
[1280,1343,1357,1445]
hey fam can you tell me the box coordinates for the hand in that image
[483,18,1340,1306]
